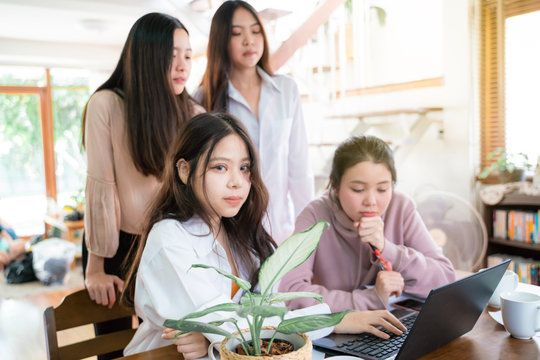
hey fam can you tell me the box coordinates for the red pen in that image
[370,244,391,271]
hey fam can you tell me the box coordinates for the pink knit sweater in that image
[279,190,456,311]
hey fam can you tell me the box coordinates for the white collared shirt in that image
[124,217,331,356]
[194,68,314,244]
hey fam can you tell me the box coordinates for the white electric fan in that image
[414,189,488,272]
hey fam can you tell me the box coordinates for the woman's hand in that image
[163,329,209,359]
[374,268,405,305]
[333,310,407,339]
[85,253,123,308]
[355,216,385,251]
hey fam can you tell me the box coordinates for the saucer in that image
[488,310,504,325]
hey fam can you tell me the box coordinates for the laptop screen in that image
[395,259,510,360]
[313,259,510,360]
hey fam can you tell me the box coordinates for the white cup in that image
[500,291,540,339]
[487,269,519,308]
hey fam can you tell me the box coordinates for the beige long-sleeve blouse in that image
[84,90,161,257]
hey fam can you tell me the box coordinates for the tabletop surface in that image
[118,283,540,360]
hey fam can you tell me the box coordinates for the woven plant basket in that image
[219,327,312,360]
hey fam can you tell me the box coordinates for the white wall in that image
[0,0,477,204]
[303,0,476,204]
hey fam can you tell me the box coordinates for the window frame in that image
[479,0,540,178]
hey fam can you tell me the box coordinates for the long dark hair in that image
[200,0,272,111]
[329,135,397,189]
[122,112,276,309]
[82,12,194,180]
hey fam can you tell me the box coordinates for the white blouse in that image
[123,217,331,356]
[194,68,314,244]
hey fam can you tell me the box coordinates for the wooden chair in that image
[43,289,136,360]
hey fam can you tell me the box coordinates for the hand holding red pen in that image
[354,213,386,251]
[355,213,404,304]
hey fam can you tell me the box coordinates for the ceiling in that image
[0,0,300,70]
[0,0,212,69]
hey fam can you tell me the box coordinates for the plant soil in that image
[236,339,294,356]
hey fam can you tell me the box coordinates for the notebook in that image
[312,259,511,360]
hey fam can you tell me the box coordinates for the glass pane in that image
[366,0,443,86]
[0,65,46,86]
[0,93,46,236]
[505,11,540,167]
[52,87,89,210]
[50,68,90,88]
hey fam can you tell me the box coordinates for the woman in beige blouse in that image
[82,13,203,358]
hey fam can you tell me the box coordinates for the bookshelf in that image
[484,192,540,284]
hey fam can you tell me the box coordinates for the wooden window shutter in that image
[479,0,540,173]
[479,0,504,171]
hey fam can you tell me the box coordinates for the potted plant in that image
[478,148,531,183]
[164,221,350,359]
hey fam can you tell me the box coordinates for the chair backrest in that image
[43,289,136,360]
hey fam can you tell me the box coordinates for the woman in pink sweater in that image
[279,135,455,311]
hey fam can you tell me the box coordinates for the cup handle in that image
[208,340,221,360]
[537,305,540,333]
[513,272,519,288]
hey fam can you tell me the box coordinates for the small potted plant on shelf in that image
[478,148,531,183]
[164,221,350,360]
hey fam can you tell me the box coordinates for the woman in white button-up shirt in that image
[121,113,406,358]
[195,0,314,244]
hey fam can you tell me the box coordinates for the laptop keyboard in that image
[334,313,418,359]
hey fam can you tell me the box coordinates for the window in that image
[479,0,540,173]
[51,69,89,209]
[274,0,444,98]
[0,93,47,235]
[0,66,88,235]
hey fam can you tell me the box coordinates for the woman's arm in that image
[279,208,386,311]
[84,91,124,306]
[381,196,456,297]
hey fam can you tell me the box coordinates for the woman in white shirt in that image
[121,113,406,358]
[195,0,313,244]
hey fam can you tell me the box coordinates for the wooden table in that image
[117,308,540,359]
[119,344,179,359]
[44,215,84,243]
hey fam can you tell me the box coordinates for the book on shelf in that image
[488,253,540,285]
[492,209,539,244]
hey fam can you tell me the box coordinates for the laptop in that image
[313,259,510,360]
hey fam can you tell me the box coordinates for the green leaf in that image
[181,303,240,320]
[276,310,351,334]
[267,291,323,304]
[191,264,252,291]
[208,318,238,327]
[259,221,328,296]
[236,305,289,319]
[163,319,236,338]
[240,293,262,306]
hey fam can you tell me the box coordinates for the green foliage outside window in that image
[0,93,44,195]
[0,69,90,206]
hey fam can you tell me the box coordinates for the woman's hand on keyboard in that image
[333,310,407,339]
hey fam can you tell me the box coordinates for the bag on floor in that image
[4,251,38,284]
[32,238,75,286]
